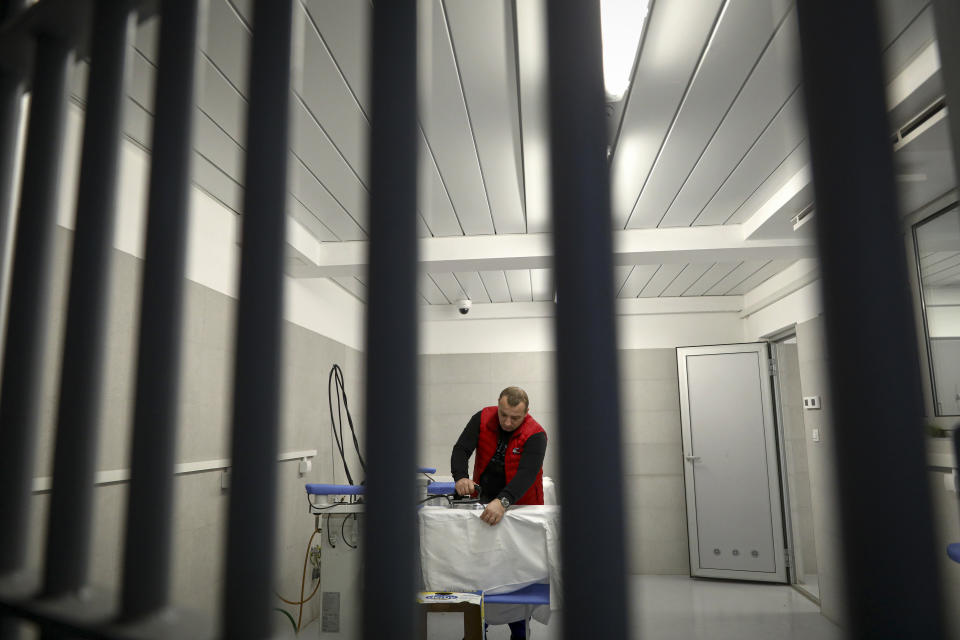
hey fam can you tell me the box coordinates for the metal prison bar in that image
[0,0,951,638]
[794,1,947,637]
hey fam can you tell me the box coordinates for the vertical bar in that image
[0,0,28,352]
[0,35,73,575]
[545,2,629,639]
[931,0,960,191]
[119,0,199,620]
[795,1,945,637]
[221,0,294,636]
[42,0,134,597]
[0,0,27,21]
[361,1,419,639]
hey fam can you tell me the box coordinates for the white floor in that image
[424,575,842,640]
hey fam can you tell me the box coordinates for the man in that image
[450,387,547,639]
[451,386,547,526]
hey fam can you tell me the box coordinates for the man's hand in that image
[455,478,477,497]
[480,499,505,526]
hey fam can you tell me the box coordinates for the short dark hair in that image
[498,386,529,411]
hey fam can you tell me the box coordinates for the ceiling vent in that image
[791,202,815,231]
[892,95,946,145]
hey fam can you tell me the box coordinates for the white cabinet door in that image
[677,343,787,583]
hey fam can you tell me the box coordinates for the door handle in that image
[684,455,701,463]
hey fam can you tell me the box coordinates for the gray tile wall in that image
[795,316,847,627]
[418,348,688,575]
[21,228,360,631]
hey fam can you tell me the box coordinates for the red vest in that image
[472,406,546,505]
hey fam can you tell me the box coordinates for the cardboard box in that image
[416,592,484,640]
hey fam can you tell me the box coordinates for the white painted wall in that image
[51,104,366,351]
[742,280,822,340]
[419,310,744,354]
[927,305,960,337]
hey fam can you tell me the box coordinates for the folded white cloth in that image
[418,504,561,624]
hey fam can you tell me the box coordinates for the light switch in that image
[812,428,821,442]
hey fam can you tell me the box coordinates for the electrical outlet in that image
[812,428,821,442]
[802,396,822,410]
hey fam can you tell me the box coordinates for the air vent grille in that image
[894,95,947,143]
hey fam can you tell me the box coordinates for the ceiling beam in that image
[286,224,815,278]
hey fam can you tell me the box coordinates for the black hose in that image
[328,364,365,484]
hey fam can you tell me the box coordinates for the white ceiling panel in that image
[123,98,153,149]
[205,0,251,95]
[515,0,551,234]
[225,0,252,25]
[333,276,367,301]
[504,269,532,302]
[417,0,495,235]
[659,9,803,228]
[304,0,463,238]
[195,109,244,181]
[129,51,156,112]
[453,271,492,303]
[479,271,511,303]
[660,263,713,297]
[726,259,794,295]
[530,269,553,301]
[879,1,934,76]
[612,265,633,293]
[430,272,469,303]
[198,56,247,143]
[693,92,807,226]
[194,153,243,212]
[134,15,159,59]
[289,158,366,240]
[626,0,794,229]
[289,196,337,242]
[609,0,726,228]
[638,263,686,298]
[420,274,449,304]
[705,260,767,295]
[682,262,739,296]
[302,0,372,113]
[300,11,370,187]
[290,97,369,231]
[444,0,525,234]
[418,131,466,237]
[617,264,660,298]
[723,140,809,226]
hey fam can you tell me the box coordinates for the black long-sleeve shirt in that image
[450,410,547,504]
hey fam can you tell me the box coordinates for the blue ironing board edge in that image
[484,583,550,605]
[426,481,456,495]
[305,483,365,496]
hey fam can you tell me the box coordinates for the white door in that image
[677,343,787,583]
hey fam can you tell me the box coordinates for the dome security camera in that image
[456,298,472,315]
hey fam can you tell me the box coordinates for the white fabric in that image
[418,505,561,625]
